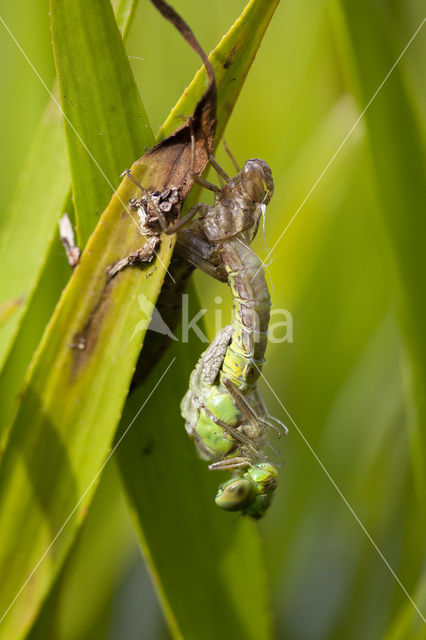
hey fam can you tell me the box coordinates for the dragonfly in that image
[122,128,286,518]
[124,147,286,518]
[169,153,287,518]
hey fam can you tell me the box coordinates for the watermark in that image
[130,293,179,342]
[130,293,293,344]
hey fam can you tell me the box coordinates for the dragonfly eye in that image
[215,478,255,511]
[243,494,272,520]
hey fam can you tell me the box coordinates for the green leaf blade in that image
[0,0,141,425]
[0,184,174,639]
[0,103,69,373]
[0,1,160,636]
[159,0,280,142]
[335,0,426,507]
[51,0,154,246]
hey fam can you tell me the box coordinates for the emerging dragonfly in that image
[123,144,286,518]
[176,154,287,518]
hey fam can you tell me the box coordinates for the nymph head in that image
[238,159,274,206]
[214,462,278,520]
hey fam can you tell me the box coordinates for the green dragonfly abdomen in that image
[220,237,271,391]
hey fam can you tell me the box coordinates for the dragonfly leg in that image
[106,236,160,280]
[222,138,240,172]
[208,457,250,471]
[254,387,288,436]
[221,378,266,439]
[164,203,206,234]
[222,378,286,438]
[186,112,232,186]
[208,154,230,182]
[191,173,222,193]
[265,439,280,457]
[203,405,268,461]
[185,115,222,193]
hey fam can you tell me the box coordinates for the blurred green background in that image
[0,0,425,638]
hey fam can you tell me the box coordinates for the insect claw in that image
[265,439,280,457]
[123,168,145,194]
[270,416,288,436]
[222,138,240,172]
[208,154,230,182]
[176,113,190,124]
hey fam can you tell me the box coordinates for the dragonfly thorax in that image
[201,159,274,245]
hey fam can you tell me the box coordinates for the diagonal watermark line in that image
[252,16,426,283]
[254,364,426,624]
[0,14,176,283]
[0,357,176,627]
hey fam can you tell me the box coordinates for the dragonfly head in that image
[214,462,278,519]
[239,159,274,206]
